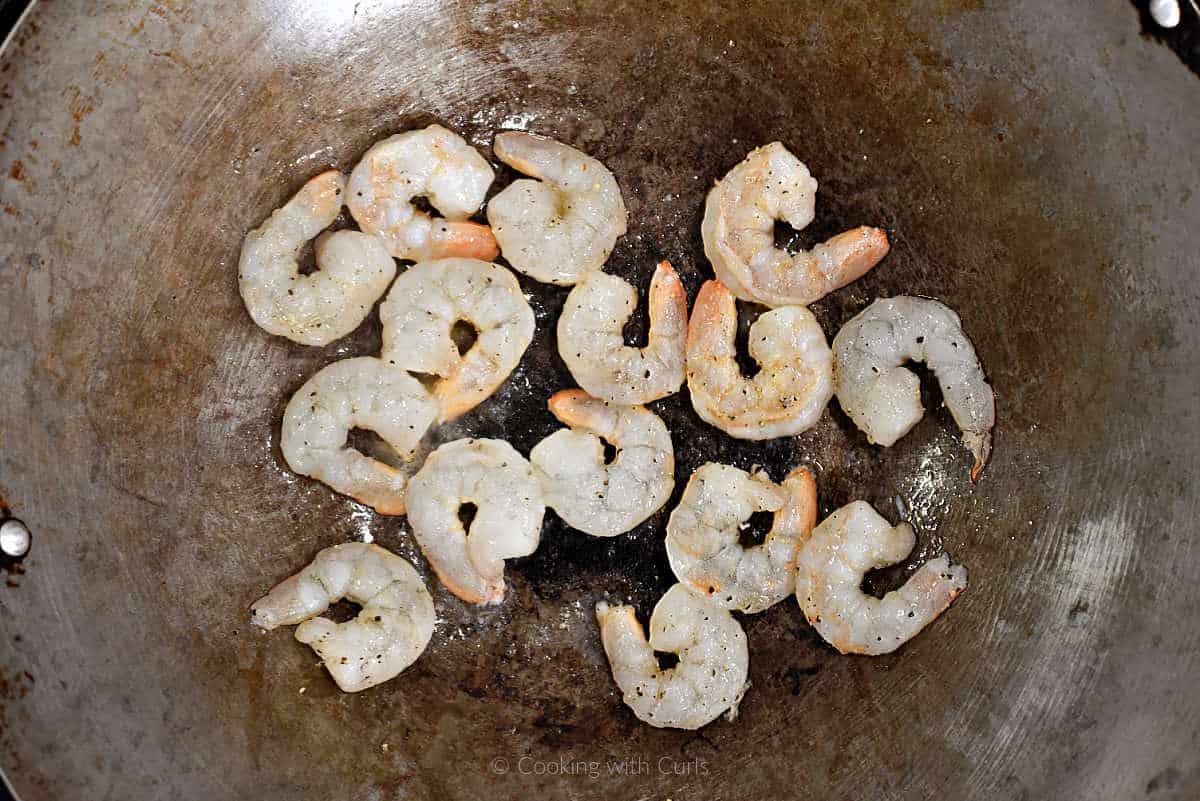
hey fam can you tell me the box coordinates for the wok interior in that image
[0,1,1197,799]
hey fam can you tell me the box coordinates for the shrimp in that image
[557,261,688,405]
[379,258,535,421]
[666,463,816,613]
[238,170,396,346]
[831,296,995,480]
[347,125,498,262]
[486,131,627,285]
[795,501,967,655]
[251,542,435,692]
[280,357,437,515]
[686,280,834,440]
[701,142,890,307]
[530,390,674,538]
[596,584,749,730]
[405,438,545,605]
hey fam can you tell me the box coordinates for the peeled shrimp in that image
[379,258,534,421]
[347,125,498,262]
[686,280,833,440]
[405,438,545,605]
[487,132,627,285]
[281,357,437,515]
[251,542,435,692]
[558,261,687,405]
[666,463,816,613]
[795,501,967,655]
[832,296,995,480]
[530,390,674,538]
[701,142,890,307]
[238,170,396,346]
[596,584,748,730]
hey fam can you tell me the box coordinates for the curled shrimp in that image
[251,542,435,692]
[795,501,967,655]
[701,142,890,307]
[347,125,498,262]
[487,131,627,285]
[530,390,674,538]
[238,170,396,346]
[666,463,816,613]
[558,261,688,405]
[686,280,834,440]
[405,438,545,605]
[379,258,535,421]
[832,296,995,480]
[280,357,437,515]
[596,584,749,730]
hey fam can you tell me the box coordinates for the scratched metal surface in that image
[0,1,1198,799]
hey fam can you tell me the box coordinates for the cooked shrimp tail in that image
[431,219,500,261]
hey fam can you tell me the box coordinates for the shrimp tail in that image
[649,260,688,331]
[818,226,890,291]
[430,221,500,261]
[966,430,992,483]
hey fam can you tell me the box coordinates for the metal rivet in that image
[1151,0,1182,28]
[0,519,31,559]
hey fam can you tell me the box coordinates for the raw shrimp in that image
[701,142,890,307]
[666,463,816,613]
[238,170,396,346]
[347,125,498,262]
[251,542,435,692]
[487,131,627,285]
[596,584,748,730]
[379,258,534,421]
[686,280,834,440]
[281,357,437,515]
[558,261,687,405]
[530,390,674,538]
[405,438,545,605]
[832,296,995,480]
[795,501,967,655]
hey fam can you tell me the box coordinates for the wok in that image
[1,1,1198,799]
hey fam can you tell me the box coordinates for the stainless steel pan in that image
[1,1,1197,798]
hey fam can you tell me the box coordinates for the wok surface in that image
[0,1,1198,799]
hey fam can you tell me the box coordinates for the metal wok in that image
[0,1,1197,798]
